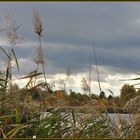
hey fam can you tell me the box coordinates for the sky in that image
[0,2,140,96]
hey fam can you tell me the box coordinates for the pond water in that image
[107,113,134,126]
[41,112,134,126]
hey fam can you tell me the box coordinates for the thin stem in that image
[88,53,91,95]
[34,63,39,87]
[93,45,101,93]
[8,47,13,96]
[38,35,50,94]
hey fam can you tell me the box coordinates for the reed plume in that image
[33,10,50,94]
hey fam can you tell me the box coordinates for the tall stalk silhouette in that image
[88,53,91,95]
[33,10,50,93]
[92,44,101,93]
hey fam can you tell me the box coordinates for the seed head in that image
[33,10,43,36]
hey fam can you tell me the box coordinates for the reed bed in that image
[0,12,139,139]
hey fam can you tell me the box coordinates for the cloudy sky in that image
[0,2,140,96]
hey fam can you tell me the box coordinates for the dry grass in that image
[0,11,139,138]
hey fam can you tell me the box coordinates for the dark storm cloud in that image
[0,2,140,75]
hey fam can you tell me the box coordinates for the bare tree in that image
[63,66,71,92]
[81,77,90,94]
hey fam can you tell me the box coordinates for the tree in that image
[113,96,122,108]
[90,94,99,100]
[108,95,113,100]
[120,83,136,106]
[99,91,106,99]
[107,95,114,106]
[81,77,90,94]
[63,66,71,92]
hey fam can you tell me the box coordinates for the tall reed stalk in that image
[33,10,50,94]
[92,44,101,93]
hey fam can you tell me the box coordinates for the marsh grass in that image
[0,12,139,139]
